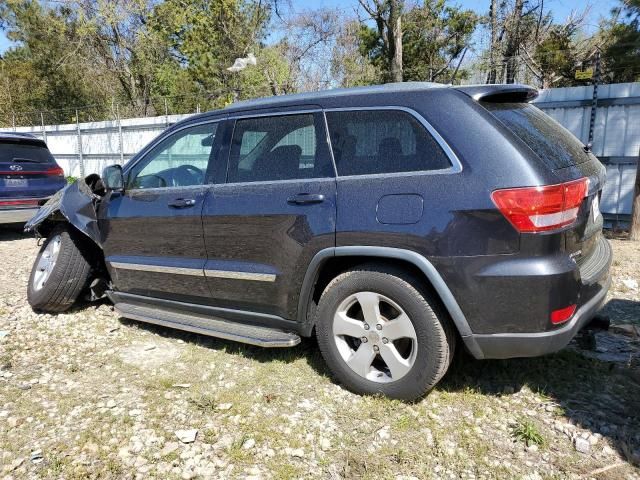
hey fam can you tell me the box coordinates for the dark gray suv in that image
[25,83,611,400]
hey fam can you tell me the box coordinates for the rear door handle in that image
[168,198,196,208]
[287,193,325,205]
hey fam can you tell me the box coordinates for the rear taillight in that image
[0,166,64,177]
[0,199,39,207]
[45,166,64,177]
[491,178,588,233]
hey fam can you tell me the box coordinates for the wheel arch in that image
[36,219,110,286]
[297,246,483,358]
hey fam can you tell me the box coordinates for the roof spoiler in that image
[454,84,538,103]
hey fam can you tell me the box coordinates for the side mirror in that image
[102,164,124,192]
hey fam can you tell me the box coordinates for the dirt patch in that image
[119,341,183,370]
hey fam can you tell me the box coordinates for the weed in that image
[512,418,545,447]
[188,393,217,411]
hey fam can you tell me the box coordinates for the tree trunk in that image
[388,0,403,83]
[631,152,640,241]
[486,0,498,84]
[503,0,524,84]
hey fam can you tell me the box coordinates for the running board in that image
[114,302,301,348]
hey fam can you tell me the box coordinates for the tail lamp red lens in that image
[550,304,577,325]
[491,178,588,233]
[46,166,64,177]
[0,166,64,177]
[0,199,39,207]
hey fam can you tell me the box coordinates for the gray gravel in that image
[1,225,639,479]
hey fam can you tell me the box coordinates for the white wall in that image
[14,114,194,178]
[534,82,640,217]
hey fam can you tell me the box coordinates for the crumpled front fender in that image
[24,179,102,248]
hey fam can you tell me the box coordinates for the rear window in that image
[0,141,54,164]
[482,102,589,170]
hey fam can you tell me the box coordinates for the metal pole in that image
[117,104,124,165]
[40,112,47,143]
[12,113,16,132]
[164,98,169,127]
[587,49,601,147]
[76,109,85,178]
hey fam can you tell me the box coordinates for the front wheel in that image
[315,266,455,401]
[27,225,92,313]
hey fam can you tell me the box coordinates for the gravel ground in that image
[1,225,639,479]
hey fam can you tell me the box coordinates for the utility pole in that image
[76,110,85,178]
[587,49,601,147]
[40,112,47,143]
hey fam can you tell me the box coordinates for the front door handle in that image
[168,198,196,208]
[287,193,325,205]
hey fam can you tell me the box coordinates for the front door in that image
[101,120,222,304]
[201,111,337,321]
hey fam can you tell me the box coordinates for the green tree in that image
[150,0,273,107]
[402,0,477,83]
[602,0,640,82]
[0,0,107,124]
[354,0,476,84]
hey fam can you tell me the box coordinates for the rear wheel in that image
[27,225,92,313]
[315,266,455,401]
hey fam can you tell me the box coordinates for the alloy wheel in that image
[332,291,418,383]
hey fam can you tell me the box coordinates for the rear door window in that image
[0,142,54,164]
[325,110,452,176]
[482,102,590,169]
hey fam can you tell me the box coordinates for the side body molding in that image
[298,246,484,358]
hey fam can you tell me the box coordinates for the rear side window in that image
[227,113,333,183]
[325,110,451,176]
[0,142,54,164]
[482,102,589,170]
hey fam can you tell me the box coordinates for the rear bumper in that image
[0,207,40,224]
[455,235,612,359]
[465,274,610,359]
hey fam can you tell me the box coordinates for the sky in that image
[0,0,620,54]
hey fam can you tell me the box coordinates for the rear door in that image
[324,107,460,255]
[101,120,222,304]
[201,110,336,321]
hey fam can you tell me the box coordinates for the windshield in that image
[482,102,590,170]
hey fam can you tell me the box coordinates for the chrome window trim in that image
[323,106,463,176]
[124,118,224,192]
[215,177,335,189]
[204,269,276,282]
[227,108,322,121]
[126,184,207,196]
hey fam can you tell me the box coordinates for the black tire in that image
[27,225,92,313]
[315,265,456,401]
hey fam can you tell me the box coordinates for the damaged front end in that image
[24,174,110,301]
[24,174,105,247]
